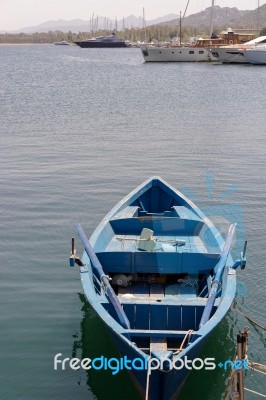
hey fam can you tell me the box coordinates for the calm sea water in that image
[0,45,265,400]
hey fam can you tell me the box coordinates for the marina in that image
[139,0,261,63]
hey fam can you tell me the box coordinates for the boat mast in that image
[179,11,182,45]
[209,0,215,38]
[182,0,190,20]
[143,7,147,43]
[258,0,260,28]
[178,0,189,45]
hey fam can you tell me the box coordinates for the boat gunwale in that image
[79,177,236,360]
[80,265,236,359]
[89,176,224,250]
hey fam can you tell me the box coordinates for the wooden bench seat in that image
[96,251,220,274]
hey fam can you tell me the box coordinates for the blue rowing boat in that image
[70,177,246,399]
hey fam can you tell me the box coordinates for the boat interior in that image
[92,183,223,354]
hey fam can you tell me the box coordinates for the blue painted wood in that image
[135,304,150,329]
[75,224,130,330]
[73,177,240,400]
[96,251,220,274]
[150,303,168,330]
[133,282,150,297]
[122,303,135,329]
[172,205,202,221]
[199,223,236,328]
[167,305,182,330]
[110,217,204,235]
[182,306,196,330]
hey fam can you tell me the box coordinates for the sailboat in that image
[140,0,218,62]
[140,1,251,62]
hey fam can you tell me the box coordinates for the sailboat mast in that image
[182,0,190,20]
[143,7,147,43]
[258,0,260,28]
[179,11,182,45]
[209,0,215,38]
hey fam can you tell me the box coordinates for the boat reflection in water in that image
[71,293,140,399]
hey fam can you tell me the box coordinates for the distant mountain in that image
[4,14,179,34]
[156,6,250,28]
[156,5,266,31]
[2,4,266,35]
[148,14,179,26]
[184,6,249,28]
[233,2,266,28]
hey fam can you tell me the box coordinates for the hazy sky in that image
[1,0,263,31]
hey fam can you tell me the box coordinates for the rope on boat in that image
[237,307,266,330]
[144,330,194,397]
[249,360,266,374]
[253,368,266,376]
[253,362,266,371]
[173,330,193,355]
[116,237,186,245]
[145,357,151,400]
[244,387,266,398]
[177,278,199,288]
[246,358,266,397]
[224,328,266,400]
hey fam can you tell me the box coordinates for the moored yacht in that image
[75,32,128,48]
[54,40,71,46]
[140,29,253,63]
[243,46,266,64]
[210,35,266,64]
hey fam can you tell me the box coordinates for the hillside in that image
[234,2,266,28]
[157,5,266,31]
[2,14,179,34]
[3,4,266,35]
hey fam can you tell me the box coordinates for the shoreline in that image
[0,42,55,45]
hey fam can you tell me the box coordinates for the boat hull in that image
[81,267,235,399]
[109,327,210,400]
[74,41,128,48]
[210,47,249,64]
[140,46,217,62]
[75,177,237,399]
[243,48,266,64]
[54,41,70,46]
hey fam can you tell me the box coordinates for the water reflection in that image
[71,292,265,399]
[72,293,141,400]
